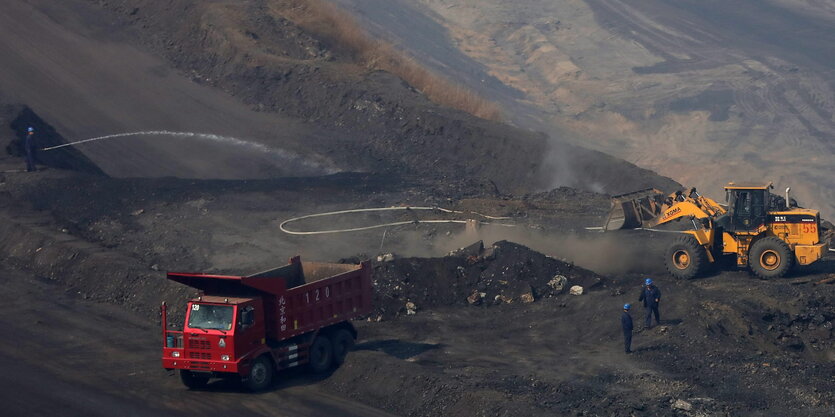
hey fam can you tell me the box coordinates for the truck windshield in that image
[188,304,234,331]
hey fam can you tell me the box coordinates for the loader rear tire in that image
[179,370,209,389]
[749,237,793,279]
[665,235,707,279]
[308,335,333,373]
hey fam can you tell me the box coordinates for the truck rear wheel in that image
[331,329,354,367]
[665,235,707,279]
[749,237,793,279]
[308,335,333,373]
[244,356,273,392]
[179,370,209,389]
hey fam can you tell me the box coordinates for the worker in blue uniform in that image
[638,278,661,328]
[621,303,633,353]
[24,127,36,172]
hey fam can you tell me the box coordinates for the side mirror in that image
[240,308,255,328]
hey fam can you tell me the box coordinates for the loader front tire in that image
[749,237,793,279]
[665,235,707,279]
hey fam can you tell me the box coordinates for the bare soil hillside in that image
[336,0,835,219]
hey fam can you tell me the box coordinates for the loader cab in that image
[724,183,770,232]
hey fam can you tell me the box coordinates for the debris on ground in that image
[672,399,693,411]
[377,253,395,262]
[548,274,567,292]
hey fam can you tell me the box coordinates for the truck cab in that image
[163,296,265,382]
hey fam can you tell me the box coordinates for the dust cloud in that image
[431,223,664,275]
[277,208,666,276]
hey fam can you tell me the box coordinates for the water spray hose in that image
[39,130,336,173]
[279,206,514,235]
[41,131,267,151]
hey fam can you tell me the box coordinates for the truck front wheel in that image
[308,335,333,373]
[244,356,273,392]
[179,370,209,389]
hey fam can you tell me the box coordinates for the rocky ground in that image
[1,148,833,416]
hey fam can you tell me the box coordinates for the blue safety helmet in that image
[27,127,34,133]
[645,278,653,286]
[623,303,631,310]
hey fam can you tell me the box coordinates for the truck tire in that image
[308,335,333,373]
[179,370,209,389]
[244,356,273,392]
[331,329,354,367]
[749,237,793,279]
[665,235,707,279]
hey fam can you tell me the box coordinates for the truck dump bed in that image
[167,256,372,341]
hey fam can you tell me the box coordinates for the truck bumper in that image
[794,242,827,265]
[162,357,243,375]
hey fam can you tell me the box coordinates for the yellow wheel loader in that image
[603,183,828,279]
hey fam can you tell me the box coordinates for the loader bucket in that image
[603,188,667,231]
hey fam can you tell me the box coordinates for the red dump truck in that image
[161,256,372,391]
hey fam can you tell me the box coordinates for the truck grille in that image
[189,352,212,360]
[188,339,212,350]
[190,362,211,371]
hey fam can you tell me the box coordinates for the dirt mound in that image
[368,240,603,319]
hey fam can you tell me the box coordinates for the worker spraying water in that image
[24,126,37,172]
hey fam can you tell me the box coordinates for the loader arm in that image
[693,196,726,218]
[603,187,725,231]
[645,201,712,228]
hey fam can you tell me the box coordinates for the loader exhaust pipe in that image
[785,187,791,205]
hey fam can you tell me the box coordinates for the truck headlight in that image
[172,351,181,358]
[221,354,230,361]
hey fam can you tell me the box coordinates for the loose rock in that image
[549,274,567,292]
[377,253,395,262]
[672,399,692,411]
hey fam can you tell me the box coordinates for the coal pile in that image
[368,240,603,319]
[761,296,834,354]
